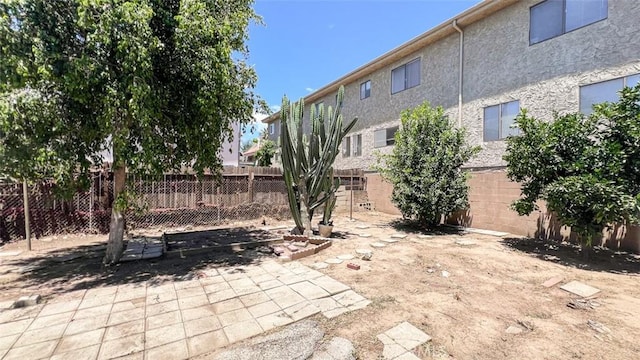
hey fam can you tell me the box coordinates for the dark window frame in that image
[483,100,520,142]
[343,136,351,158]
[353,134,362,156]
[529,0,608,45]
[391,58,421,94]
[360,80,371,100]
[579,73,640,115]
[374,126,399,148]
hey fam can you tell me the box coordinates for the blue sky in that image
[242,0,482,142]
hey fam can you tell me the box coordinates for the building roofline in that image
[263,0,519,124]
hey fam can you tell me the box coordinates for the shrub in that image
[376,102,479,227]
[504,84,640,257]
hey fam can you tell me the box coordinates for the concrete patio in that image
[0,260,370,360]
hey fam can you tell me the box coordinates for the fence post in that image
[248,167,255,203]
[22,179,31,251]
[350,169,354,220]
[89,179,93,232]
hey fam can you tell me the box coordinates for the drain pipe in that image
[453,20,464,128]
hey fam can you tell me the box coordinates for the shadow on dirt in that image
[1,228,277,299]
[388,219,467,236]
[501,236,640,275]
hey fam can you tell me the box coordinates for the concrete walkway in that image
[0,260,369,360]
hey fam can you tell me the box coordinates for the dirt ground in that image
[1,212,639,360]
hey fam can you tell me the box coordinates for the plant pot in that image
[318,223,333,238]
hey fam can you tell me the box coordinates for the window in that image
[580,73,640,114]
[374,126,399,148]
[360,80,371,99]
[483,100,520,141]
[342,136,351,158]
[269,123,275,135]
[530,0,607,45]
[391,59,420,94]
[314,102,324,115]
[353,134,362,156]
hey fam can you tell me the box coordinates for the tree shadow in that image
[1,232,274,299]
[500,236,640,274]
[446,209,473,228]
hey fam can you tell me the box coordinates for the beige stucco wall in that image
[274,0,640,170]
[462,0,640,167]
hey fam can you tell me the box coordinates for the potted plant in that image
[318,188,337,237]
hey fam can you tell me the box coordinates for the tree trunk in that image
[103,164,127,264]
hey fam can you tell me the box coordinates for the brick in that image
[347,263,360,270]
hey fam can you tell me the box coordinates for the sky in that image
[242,0,482,142]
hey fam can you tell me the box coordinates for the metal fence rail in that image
[0,167,366,243]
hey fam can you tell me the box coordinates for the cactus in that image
[280,86,357,235]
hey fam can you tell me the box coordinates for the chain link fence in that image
[0,168,295,243]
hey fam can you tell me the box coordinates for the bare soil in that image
[1,212,639,360]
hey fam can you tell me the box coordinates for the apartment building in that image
[263,0,640,251]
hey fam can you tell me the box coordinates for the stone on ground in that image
[560,281,600,298]
[310,337,355,360]
[212,320,323,360]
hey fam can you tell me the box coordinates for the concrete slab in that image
[325,258,343,264]
[283,301,321,321]
[3,339,57,360]
[312,262,329,270]
[383,321,431,351]
[183,316,222,337]
[55,328,104,353]
[51,344,100,360]
[247,300,281,318]
[0,251,22,257]
[337,254,355,260]
[187,329,229,357]
[370,242,387,248]
[145,322,185,349]
[223,318,263,343]
[390,234,407,239]
[66,314,109,335]
[560,281,601,298]
[381,238,399,244]
[104,319,145,341]
[290,281,332,300]
[145,339,189,360]
[464,227,510,237]
[542,276,564,288]
[311,276,350,295]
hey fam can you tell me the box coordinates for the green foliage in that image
[256,139,275,167]
[0,0,264,188]
[280,86,357,233]
[504,84,640,249]
[376,102,480,228]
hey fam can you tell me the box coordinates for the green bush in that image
[504,84,640,255]
[376,102,480,227]
[256,140,275,167]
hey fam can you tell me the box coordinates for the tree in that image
[504,84,640,258]
[376,102,480,228]
[0,0,264,263]
[241,138,256,153]
[255,139,275,167]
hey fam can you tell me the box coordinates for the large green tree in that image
[376,102,480,227]
[504,85,640,258]
[0,0,264,263]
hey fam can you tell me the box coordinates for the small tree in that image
[0,0,264,263]
[256,140,275,167]
[376,102,480,227]
[504,84,640,258]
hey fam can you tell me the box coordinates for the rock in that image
[212,320,324,360]
[310,337,355,360]
[505,325,523,334]
[13,294,41,308]
[312,262,329,270]
[441,271,450,278]
[358,233,372,238]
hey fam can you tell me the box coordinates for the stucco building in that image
[263,0,640,251]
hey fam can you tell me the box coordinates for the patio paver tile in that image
[187,329,229,357]
[144,322,185,349]
[97,333,144,360]
[55,328,105,354]
[104,319,145,341]
[183,316,222,337]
